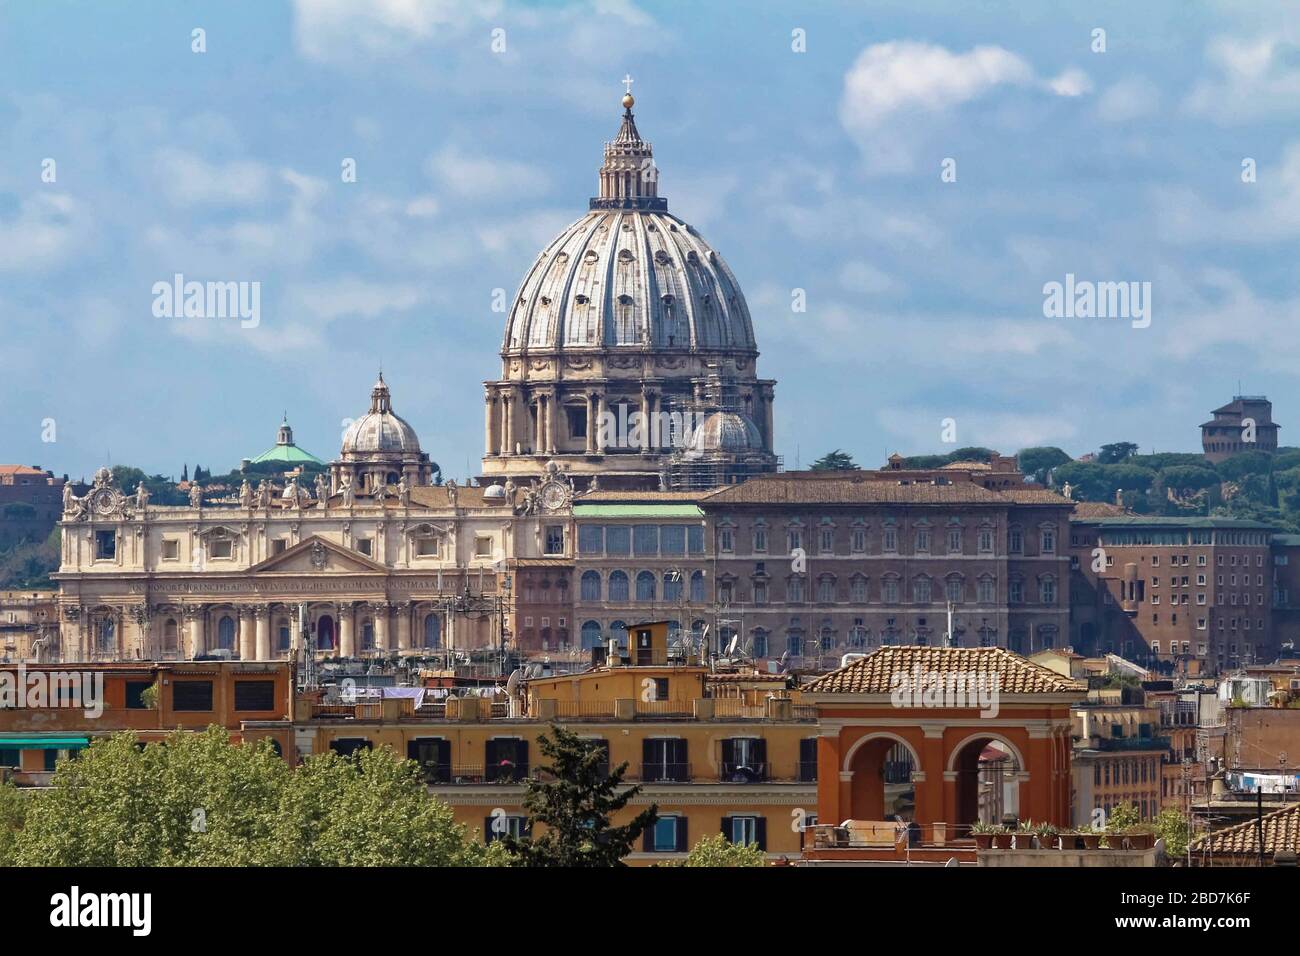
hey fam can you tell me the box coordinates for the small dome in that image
[686,410,763,456]
[340,375,423,456]
[483,483,507,500]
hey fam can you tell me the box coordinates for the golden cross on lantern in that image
[622,74,634,95]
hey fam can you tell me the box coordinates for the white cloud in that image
[427,146,549,201]
[840,42,1089,173]
[153,149,271,207]
[1097,76,1161,122]
[838,260,899,295]
[289,277,425,321]
[1048,69,1092,98]
[291,0,500,63]
[874,406,1080,453]
[1185,35,1300,122]
[0,193,90,272]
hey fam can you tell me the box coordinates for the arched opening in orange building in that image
[846,735,917,821]
[950,736,1021,830]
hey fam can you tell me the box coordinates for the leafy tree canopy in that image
[669,833,767,867]
[1015,446,1071,482]
[1097,442,1139,464]
[810,449,860,471]
[6,727,499,867]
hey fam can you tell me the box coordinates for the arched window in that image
[276,622,291,652]
[361,620,375,651]
[883,576,900,604]
[817,576,835,603]
[217,615,236,651]
[580,620,602,649]
[608,570,629,602]
[636,571,656,601]
[317,614,335,650]
[977,576,995,604]
[97,617,115,654]
[663,571,683,602]
[690,570,706,603]
[850,575,868,603]
[610,620,628,649]
[580,570,601,601]
[163,618,178,653]
[787,631,803,656]
[423,614,441,649]
[945,576,963,604]
[751,629,769,658]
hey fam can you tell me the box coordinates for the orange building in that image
[803,646,1086,861]
[0,661,294,784]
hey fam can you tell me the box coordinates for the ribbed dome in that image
[341,376,422,455]
[502,210,756,354]
[686,410,764,456]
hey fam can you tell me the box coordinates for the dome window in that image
[654,250,671,266]
[618,249,635,262]
[575,294,589,305]
[583,250,599,264]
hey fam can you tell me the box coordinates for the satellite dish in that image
[726,634,740,656]
[505,668,522,697]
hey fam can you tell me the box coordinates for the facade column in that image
[186,607,206,659]
[547,392,558,454]
[639,390,651,453]
[484,393,497,456]
[585,393,597,453]
[596,393,608,452]
[396,602,412,652]
[238,607,255,661]
[373,603,389,652]
[762,385,775,452]
[501,390,514,456]
[817,733,843,827]
[254,606,271,660]
[338,603,355,657]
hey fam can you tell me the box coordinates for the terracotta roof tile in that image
[803,645,1087,695]
[1192,802,1300,857]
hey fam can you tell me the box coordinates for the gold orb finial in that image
[622,92,635,109]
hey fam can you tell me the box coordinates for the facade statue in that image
[62,483,75,513]
[397,474,410,505]
[445,478,458,508]
[341,475,355,507]
[315,474,328,505]
[256,479,271,508]
[189,483,203,508]
[135,482,150,510]
[239,480,253,508]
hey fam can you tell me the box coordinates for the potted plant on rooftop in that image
[970,820,1001,850]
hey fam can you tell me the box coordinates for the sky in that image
[2,0,1299,481]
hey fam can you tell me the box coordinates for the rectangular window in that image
[633,525,659,555]
[358,538,375,557]
[651,816,682,852]
[544,525,565,555]
[753,527,768,552]
[210,538,233,559]
[883,528,897,553]
[687,524,704,554]
[95,530,116,560]
[234,680,276,711]
[578,524,603,555]
[172,680,214,712]
[415,536,437,557]
[819,528,834,554]
[125,680,153,710]
[605,525,630,555]
[852,528,866,553]
[660,525,686,556]
[474,535,494,558]
[271,538,287,555]
[161,539,179,560]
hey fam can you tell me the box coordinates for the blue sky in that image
[2,0,1299,480]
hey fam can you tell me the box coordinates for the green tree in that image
[811,450,859,471]
[672,833,767,867]
[501,723,657,867]
[1158,465,1220,493]
[110,465,148,494]
[0,779,25,866]
[12,728,495,866]
[1098,442,1139,464]
[1154,807,1191,860]
[1215,450,1274,482]
[1016,446,1071,483]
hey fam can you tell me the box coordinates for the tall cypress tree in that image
[502,722,657,867]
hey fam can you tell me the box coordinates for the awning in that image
[0,737,90,749]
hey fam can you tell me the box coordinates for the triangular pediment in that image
[249,535,388,574]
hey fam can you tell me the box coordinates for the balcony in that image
[640,762,691,783]
[720,761,768,783]
[1089,736,1171,753]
